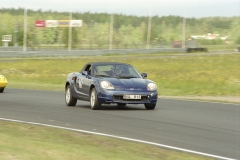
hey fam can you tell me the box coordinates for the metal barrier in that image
[0,47,186,58]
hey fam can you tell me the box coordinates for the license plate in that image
[123,95,141,99]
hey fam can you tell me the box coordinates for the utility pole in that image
[109,13,114,50]
[68,11,72,51]
[182,17,186,48]
[108,0,114,50]
[89,20,94,50]
[146,2,152,49]
[14,19,18,47]
[146,15,152,49]
[23,7,27,51]
[182,0,186,48]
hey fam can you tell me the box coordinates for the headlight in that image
[147,82,157,91]
[100,81,115,89]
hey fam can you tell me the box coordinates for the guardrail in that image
[0,47,186,58]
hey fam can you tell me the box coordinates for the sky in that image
[2,0,240,18]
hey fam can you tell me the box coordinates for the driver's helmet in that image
[114,66,122,75]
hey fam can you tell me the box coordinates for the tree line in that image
[0,8,239,49]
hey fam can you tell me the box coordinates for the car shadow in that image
[75,104,146,110]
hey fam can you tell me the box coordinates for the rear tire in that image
[65,85,77,106]
[144,103,156,110]
[0,88,4,93]
[90,88,101,110]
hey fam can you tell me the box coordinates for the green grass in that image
[201,44,239,50]
[0,121,212,160]
[1,53,240,96]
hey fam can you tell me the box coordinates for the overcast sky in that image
[2,0,240,18]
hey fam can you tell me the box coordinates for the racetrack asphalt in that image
[159,96,240,104]
[0,88,239,159]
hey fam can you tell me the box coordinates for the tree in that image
[1,8,239,48]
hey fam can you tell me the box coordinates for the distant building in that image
[172,33,229,48]
[190,33,220,40]
[189,33,228,43]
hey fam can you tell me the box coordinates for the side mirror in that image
[82,71,88,76]
[141,73,147,78]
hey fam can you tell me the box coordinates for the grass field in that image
[0,121,213,160]
[1,52,240,96]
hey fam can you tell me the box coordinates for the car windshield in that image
[93,64,142,78]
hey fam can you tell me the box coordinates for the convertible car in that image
[65,62,158,110]
[0,75,8,93]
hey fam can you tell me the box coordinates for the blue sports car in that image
[65,62,158,110]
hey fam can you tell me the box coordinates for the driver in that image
[114,66,122,75]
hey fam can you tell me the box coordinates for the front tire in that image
[90,88,101,110]
[65,85,77,106]
[144,103,156,110]
[0,88,4,93]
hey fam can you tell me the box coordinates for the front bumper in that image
[98,88,158,104]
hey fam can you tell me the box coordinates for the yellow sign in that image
[58,20,69,27]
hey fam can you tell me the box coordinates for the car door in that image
[81,64,93,98]
[74,72,86,99]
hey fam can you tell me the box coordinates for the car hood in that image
[105,78,150,89]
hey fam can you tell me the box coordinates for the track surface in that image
[0,88,239,159]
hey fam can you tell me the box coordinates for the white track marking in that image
[0,118,236,160]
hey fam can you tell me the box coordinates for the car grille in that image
[113,94,150,102]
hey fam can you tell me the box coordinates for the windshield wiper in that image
[115,76,138,79]
[95,74,110,77]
